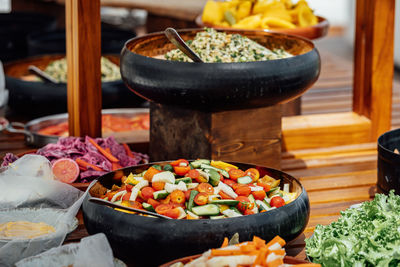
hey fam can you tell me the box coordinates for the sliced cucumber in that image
[192,204,220,216]
[256,200,269,211]
[230,207,242,214]
[175,177,192,184]
[153,190,169,200]
[163,164,174,172]
[186,210,199,219]
[218,182,238,199]
[267,187,279,195]
[210,199,239,206]
[210,215,226,220]
[200,164,229,178]
[237,176,253,184]
[190,159,211,168]
[142,202,155,212]
[222,208,242,217]
[208,169,221,186]
[187,190,199,211]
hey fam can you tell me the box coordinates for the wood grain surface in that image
[66,0,102,137]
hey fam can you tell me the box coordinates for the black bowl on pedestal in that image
[82,161,310,266]
[120,28,320,112]
[378,128,400,194]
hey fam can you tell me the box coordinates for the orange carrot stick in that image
[76,158,104,172]
[88,137,119,163]
[122,143,134,158]
[240,244,257,253]
[253,247,268,267]
[253,236,266,248]
[221,237,229,248]
[211,249,242,256]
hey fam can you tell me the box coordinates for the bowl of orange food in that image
[196,0,329,40]
[82,159,310,266]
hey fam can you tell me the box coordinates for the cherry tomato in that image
[197,183,214,194]
[219,191,233,200]
[141,186,155,201]
[236,196,254,212]
[126,184,133,192]
[174,166,191,176]
[144,167,161,181]
[228,169,246,181]
[170,190,186,204]
[155,204,173,215]
[245,168,260,182]
[270,196,285,208]
[257,181,271,192]
[186,169,200,179]
[223,179,236,188]
[165,208,181,219]
[152,182,165,191]
[244,209,255,215]
[235,185,251,197]
[194,192,209,206]
[251,190,266,200]
[148,198,161,209]
[122,192,131,201]
[170,159,189,167]
[185,189,192,201]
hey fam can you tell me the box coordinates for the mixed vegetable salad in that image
[97,159,297,219]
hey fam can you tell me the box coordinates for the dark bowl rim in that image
[87,159,308,222]
[121,27,317,65]
[378,128,400,156]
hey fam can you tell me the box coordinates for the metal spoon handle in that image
[28,65,58,84]
[88,197,172,219]
[164,28,203,63]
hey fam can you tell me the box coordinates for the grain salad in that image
[164,28,292,63]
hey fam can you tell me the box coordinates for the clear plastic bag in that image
[15,233,119,267]
[0,155,96,266]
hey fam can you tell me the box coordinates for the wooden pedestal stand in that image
[150,103,281,169]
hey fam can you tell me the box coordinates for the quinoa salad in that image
[164,28,292,63]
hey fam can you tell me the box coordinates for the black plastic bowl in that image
[378,128,400,194]
[82,161,310,266]
[120,28,320,112]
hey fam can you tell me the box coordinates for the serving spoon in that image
[28,65,58,84]
[164,27,203,63]
[88,197,172,219]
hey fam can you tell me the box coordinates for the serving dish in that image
[4,54,146,116]
[378,128,400,194]
[160,254,310,267]
[120,28,320,112]
[195,15,329,40]
[2,108,149,147]
[82,160,310,266]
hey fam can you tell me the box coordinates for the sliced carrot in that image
[221,237,229,248]
[105,147,111,153]
[88,137,119,163]
[240,244,257,253]
[211,249,242,256]
[266,258,284,267]
[112,162,123,171]
[122,143,135,158]
[253,236,266,248]
[266,236,286,249]
[75,158,104,172]
[253,247,268,267]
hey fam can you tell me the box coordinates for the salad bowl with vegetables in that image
[82,159,309,266]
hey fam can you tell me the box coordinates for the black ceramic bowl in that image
[82,161,310,266]
[120,28,320,112]
[378,128,400,194]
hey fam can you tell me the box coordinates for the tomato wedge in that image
[148,198,161,209]
[257,181,271,192]
[152,181,165,191]
[155,204,173,215]
[197,182,214,194]
[236,196,254,212]
[186,169,200,179]
[165,208,181,219]
[141,186,155,201]
[270,196,285,208]
[219,191,233,200]
[194,192,209,206]
[174,166,191,176]
[235,185,251,197]
[223,179,236,188]
[170,159,189,167]
[251,190,266,200]
[170,190,186,204]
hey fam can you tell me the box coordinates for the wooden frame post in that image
[66,0,102,137]
[353,0,395,140]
